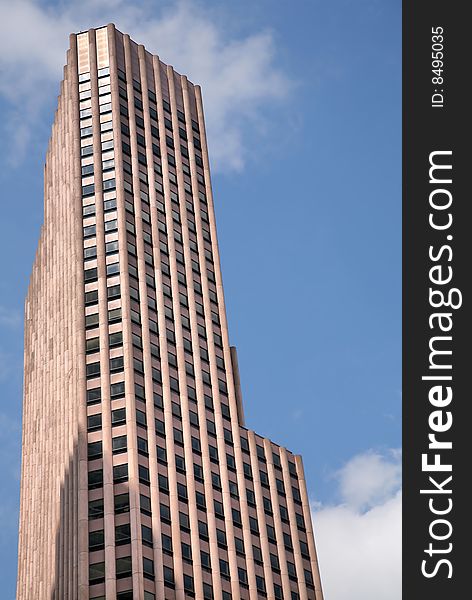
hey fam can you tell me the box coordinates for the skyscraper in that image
[17,24,324,600]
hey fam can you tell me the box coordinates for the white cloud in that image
[312,449,401,600]
[0,0,291,171]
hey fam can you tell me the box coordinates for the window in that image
[240,436,249,452]
[87,441,102,460]
[279,505,289,522]
[158,474,169,493]
[163,566,174,587]
[86,337,100,354]
[212,472,221,489]
[194,463,203,481]
[267,525,277,543]
[85,313,99,330]
[305,569,314,586]
[115,523,131,545]
[243,463,252,479]
[87,413,102,432]
[274,584,283,599]
[111,408,126,426]
[83,226,96,240]
[287,561,297,580]
[89,498,104,519]
[140,494,151,515]
[256,576,266,594]
[216,528,227,547]
[214,500,224,518]
[235,536,245,555]
[143,557,155,580]
[113,463,128,483]
[107,262,120,276]
[85,289,99,305]
[276,479,285,495]
[114,493,130,514]
[296,512,306,530]
[260,470,269,487]
[201,550,211,569]
[110,356,124,373]
[229,481,238,498]
[137,437,148,455]
[238,568,248,586]
[87,387,101,405]
[203,583,213,599]
[157,445,167,463]
[160,502,170,522]
[110,381,125,398]
[183,574,194,594]
[108,284,121,299]
[246,489,256,506]
[232,508,242,527]
[196,491,206,510]
[109,332,123,348]
[88,469,103,490]
[175,454,185,472]
[89,561,105,584]
[182,542,192,561]
[300,540,310,559]
[112,435,127,454]
[139,465,150,484]
[249,517,259,535]
[109,308,121,323]
[219,559,230,578]
[173,427,184,445]
[292,486,302,503]
[177,482,188,501]
[270,553,280,571]
[283,532,293,550]
[198,520,208,539]
[84,245,97,260]
[116,556,132,579]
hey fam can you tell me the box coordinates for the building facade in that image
[17,25,324,600]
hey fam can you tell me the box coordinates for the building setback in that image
[16,24,324,600]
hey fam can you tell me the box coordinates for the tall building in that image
[17,24,323,600]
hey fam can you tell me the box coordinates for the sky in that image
[0,1,401,598]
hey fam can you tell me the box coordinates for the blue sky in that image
[0,1,400,598]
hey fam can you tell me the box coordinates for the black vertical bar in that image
[404,2,470,598]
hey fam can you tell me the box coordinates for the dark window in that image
[89,498,104,519]
[89,561,105,584]
[87,441,102,460]
[112,435,127,454]
[163,566,174,587]
[143,557,155,580]
[113,464,128,483]
[141,524,152,547]
[87,387,101,405]
[201,550,211,569]
[162,533,173,553]
[139,465,150,484]
[88,469,103,489]
[115,523,131,545]
[112,407,126,426]
[116,556,132,579]
[87,413,102,432]
[110,381,125,398]
[86,337,100,354]
[115,493,130,514]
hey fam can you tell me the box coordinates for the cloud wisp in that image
[0,0,291,171]
[312,449,401,600]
